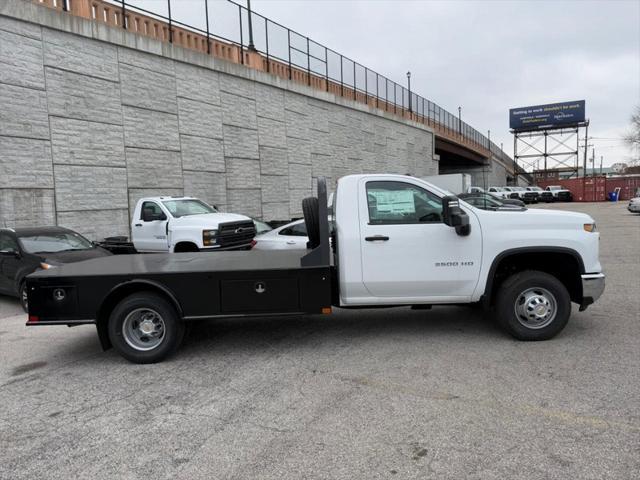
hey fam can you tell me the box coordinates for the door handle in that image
[365,235,389,242]
[134,224,142,227]
[286,240,296,245]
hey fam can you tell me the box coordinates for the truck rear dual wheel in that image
[108,292,185,364]
[496,271,571,340]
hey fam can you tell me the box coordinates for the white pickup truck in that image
[130,196,256,252]
[26,175,605,363]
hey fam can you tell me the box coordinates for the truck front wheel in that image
[496,271,571,341]
[107,292,185,364]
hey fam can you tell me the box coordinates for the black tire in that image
[19,281,28,313]
[107,292,185,364]
[495,270,571,341]
[302,196,320,248]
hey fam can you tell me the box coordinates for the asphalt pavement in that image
[0,201,638,479]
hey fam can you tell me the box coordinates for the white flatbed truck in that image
[26,175,605,363]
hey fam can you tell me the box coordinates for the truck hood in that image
[489,207,593,225]
[169,212,251,228]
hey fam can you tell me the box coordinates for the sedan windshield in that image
[161,199,216,218]
[19,232,93,253]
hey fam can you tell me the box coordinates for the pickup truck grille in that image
[217,220,256,248]
[523,192,537,201]
[556,191,573,201]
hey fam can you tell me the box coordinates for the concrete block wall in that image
[439,160,508,189]
[0,4,436,240]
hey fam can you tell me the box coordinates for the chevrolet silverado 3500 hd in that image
[25,175,605,363]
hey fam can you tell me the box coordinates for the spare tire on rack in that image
[302,196,320,249]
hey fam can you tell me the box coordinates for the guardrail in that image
[33,0,531,182]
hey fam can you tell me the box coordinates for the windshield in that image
[548,186,561,191]
[18,232,94,253]
[253,220,273,235]
[161,199,216,218]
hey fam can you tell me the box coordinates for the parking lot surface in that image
[0,202,638,479]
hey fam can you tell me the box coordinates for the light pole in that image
[247,0,256,51]
[458,106,462,137]
[406,71,412,113]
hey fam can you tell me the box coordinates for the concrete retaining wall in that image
[0,2,436,239]
[439,160,508,189]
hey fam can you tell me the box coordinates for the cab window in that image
[366,181,443,224]
[140,202,163,220]
[0,233,19,252]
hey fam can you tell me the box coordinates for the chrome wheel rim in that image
[514,287,557,329]
[122,308,166,351]
[21,286,28,310]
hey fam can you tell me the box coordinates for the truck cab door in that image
[358,178,482,302]
[132,201,169,252]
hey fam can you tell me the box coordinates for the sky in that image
[136,0,640,168]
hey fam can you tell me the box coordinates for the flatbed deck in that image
[32,249,319,278]
[27,247,333,325]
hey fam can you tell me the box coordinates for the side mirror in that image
[442,196,471,236]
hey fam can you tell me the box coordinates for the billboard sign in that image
[509,100,585,131]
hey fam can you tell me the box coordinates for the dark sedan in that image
[0,226,112,312]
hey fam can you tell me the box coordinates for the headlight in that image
[40,262,57,270]
[583,223,596,233]
[202,229,218,246]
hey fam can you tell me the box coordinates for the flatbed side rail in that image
[301,177,330,268]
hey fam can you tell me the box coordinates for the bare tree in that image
[623,105,640,165]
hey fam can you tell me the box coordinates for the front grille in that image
[217,220,256,247]
[557,191,572,200]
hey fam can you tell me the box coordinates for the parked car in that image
[100,196,257,254]
[501,187,523,200]
[487,186,512,199]
[0,226,112,312]
[546,185,573,202]
[254,219,309,250]
[628,197,640,213]
[527,186,554,203]
[510,186,538,203]
[458,193,525,211]
[468,187,525,206]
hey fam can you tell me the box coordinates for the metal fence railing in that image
[41,0,530,182]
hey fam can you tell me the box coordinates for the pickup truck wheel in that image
[20,281,28,313]
[302,196,320,248]
[108,293,185,364]
[496,271,570,340]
